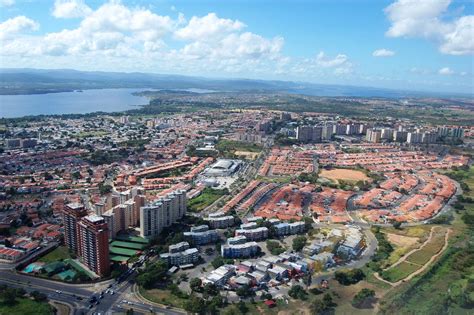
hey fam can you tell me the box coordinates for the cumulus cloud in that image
[175,13,245,41]
[0,3,352,78]
[439,67,454,75]
[384,0,473,55]
[315,51,348,67]
[0,16,39,40]
[52,0,92,19]
[0,0,14,7]
[372,48,395,57]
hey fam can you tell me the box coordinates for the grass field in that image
[379,166,474,314]
[38,246,71,263]
[381,261,420,283]
[216,139,262,157]
[0,298,53,315]
[187,188,227,212]
[320,169,370,183]
[405,232,446,266]
[139,287,186,308]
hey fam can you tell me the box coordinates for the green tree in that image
[310,299,327,314]
[292,236,307,252]
[184,295,206,314]
[288,285,308,300]
[352,288,375,308]
[334,269,365,285]
[136,260,168,289]
[2,288,17,305]
[211,256,224,269]
[190,277,202,292]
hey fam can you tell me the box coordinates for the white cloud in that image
[0,0,15,7]
[315,51,348,67]
[372,48,395,57]
[440,16,474,55]
[52,0,92,19]
[175,13,245,41]
[0,16,39,40]
[384,0,473,55]
[439,67,454,75]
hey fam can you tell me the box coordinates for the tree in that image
[203,283,219,297]
[392,221,402,229]
[237,301,249,314]
[126,308,134,315]
[190,278,203,292]
[288,285,307,300]
[30,290,48,302]
[184,295,206,314]
[2,288,17,305]
[292,236,307,252]
[352,288,375,308]
[266,240,285,255]
[322,293,333,307]
[310,299,327,314]
[334,269,365,285]
[136,260,168,289]
[211,256,225,269]
[236,285,254,298]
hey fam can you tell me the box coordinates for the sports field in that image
[320,168,370,182]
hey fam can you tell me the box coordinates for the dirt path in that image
[386,226,438,270]
[374,227,451,287]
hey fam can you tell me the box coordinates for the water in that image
[0,88,151,118]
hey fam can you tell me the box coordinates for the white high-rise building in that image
[140,190,187,239]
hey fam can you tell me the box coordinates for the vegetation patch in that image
[216,140,262,158]
[37,246,72,263]
[187,188,228,212]
[381,261,420,283]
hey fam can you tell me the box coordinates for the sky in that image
[0,0,473,94]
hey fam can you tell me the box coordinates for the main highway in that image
[0,268,183,315]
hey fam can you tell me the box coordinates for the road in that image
[0,268,183,315]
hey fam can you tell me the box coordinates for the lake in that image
[0,88,152,118]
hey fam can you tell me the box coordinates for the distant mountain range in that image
[0,68,471,98]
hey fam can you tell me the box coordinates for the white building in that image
[139,189,187,239]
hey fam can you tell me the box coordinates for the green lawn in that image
[381,261,420,283]
[187,188,227,212]
[37,246,71,263]
[139,287,186,308]
[0,298,53,315]
[380,165,474,314]
[216,140,262,157]
[405,230,446,266]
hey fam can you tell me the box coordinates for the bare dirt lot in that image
[235,151,260,160]
[386,233,419,248]
[320,169,371,182]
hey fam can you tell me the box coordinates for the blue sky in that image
[0,0,473,94]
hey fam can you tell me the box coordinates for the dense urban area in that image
[0,94,473,315]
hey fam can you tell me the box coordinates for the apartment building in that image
[183,225,220,245]
[160,241,199,266]
[204,212,235,229]
[77,215,110,277]
[62,203,87,254]
[366,129,382,143]
[221,241,260,258]
[139,189,187,239]
[235,226,269,241]
[296,126,322,143]
[273,221,306,236]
